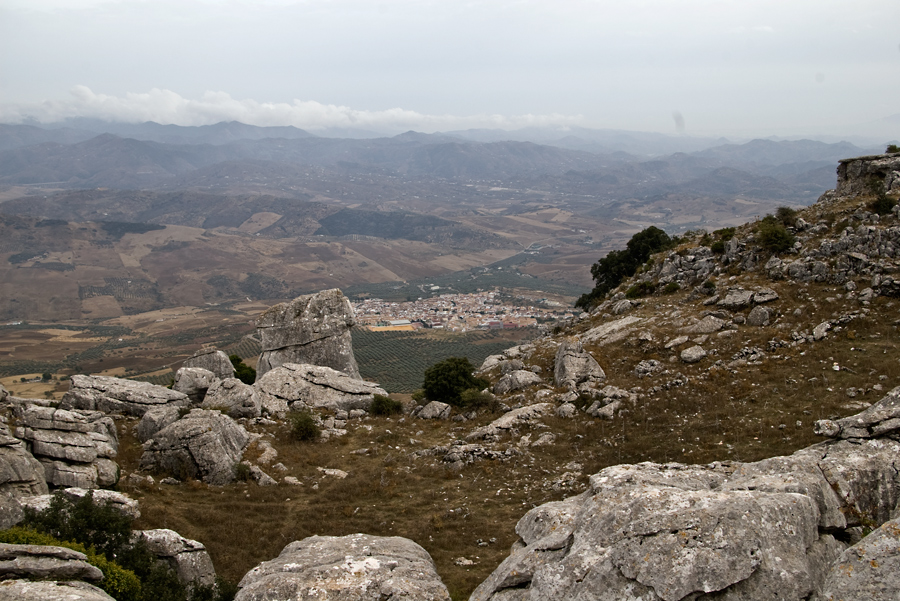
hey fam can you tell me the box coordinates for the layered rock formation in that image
[255,363,386,416]
[182,347,235,380]
[234,534,450,601]
[255,289,359,379]
[0,423,47,497]
[62,375,189,417]
[133,529,216,590]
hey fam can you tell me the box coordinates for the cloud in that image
[0,86,584,133]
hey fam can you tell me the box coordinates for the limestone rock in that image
[717,287,754,310]
[139,409,249,485]
[493,370,543,395]
[683,315,726,334]
[21,488,140,520]
[0,579,115,601]
[62,375,189,417]
[135,406,180,444]
[183,347,235,380]
[254,363,386,416]
[553,339,605,391]
[0,542,103,582]
[746,305,770,326]
[202,378,261,419]
[815,385,900,439]
[417,401,451,420]
[467,404,552,442]
[255,289,359,379]
[0,493,23,530]
[235,534,450,601]
[819,517,900,600]
[611,299,633,315]
[134,529,216,590]
[0,423,48,497]
[172,367,217,403]
[837,153,900,198]
[752,287,780,303]
[585,385,635,419]
[680,345,707,363]
[17,406,119,489]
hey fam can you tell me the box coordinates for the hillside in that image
[1,152,897,600]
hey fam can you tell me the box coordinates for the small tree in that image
[887,144,900,154]
[41,372,53,382]
[422,357,489,407]
[757,215,795,253]
[228,354,256,385]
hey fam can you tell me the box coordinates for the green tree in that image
[576,226,674,309]
[41,372,53,381]
[228,354,256,385]
[422,357,489,407]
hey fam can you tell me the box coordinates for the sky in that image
[0,0,898,138]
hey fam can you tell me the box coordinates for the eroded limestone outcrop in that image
[255,289,359,379]
[254,363,386,416]
[0,423,47,497]
[62,375,189,417]
[234,534,450,601]
[139,409,249,485]
[472,387,900,601]
[183,347,235,380]
[133,529,216,591]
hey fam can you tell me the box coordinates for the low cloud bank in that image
[0,86,583,133]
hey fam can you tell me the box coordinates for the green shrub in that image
[702,279,716,291]
[228,355,256,385]
[289,410,320,442]
[713,227,735,241]
[411,389,426,403]
[775,206,798,228]
[757,216,795,253]
[663,282,680,294]
[457,388,498,412]
[887,144,900,154]
[871,194,897,216]
[370,394,403,416]
[422,357,490,407]
[625,281,656,299]
[233,462,251,482]
[710,240,725,254]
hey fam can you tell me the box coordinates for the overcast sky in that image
[1,0,898,137]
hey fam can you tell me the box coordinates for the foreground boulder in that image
[0,423,47,497]
[183,347,235,380]
[235,534,450,601]
[818,517,900,600]
[139,409,249,485]
[62,375,189,417]
[15,405,118,489]
[134,529,216,590]
[255,289,360,379]
[255,363,386,415]
[472,387,900,601]
[21,488,140,520]
[0,579,114,601]
[0,542,103,582]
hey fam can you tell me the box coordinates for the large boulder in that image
[493,370,543,396]
[135,406,181,444]
[172,367,217,404]
[202,378,261,419]
[234,534,450,601]
[818,516,900,600]
[0,423,47,497]
[255,289,359,379]
[472,389,900,601]
[183,347,235,380]
[139,409,249,485]
[467,403,552,442]
[254,363,386,416]
[16,405,119,489]
[0,580,114,601]
[0,542,103,582]
[553,339,605,391]
[61,375,189,417]
[133,529,216,590]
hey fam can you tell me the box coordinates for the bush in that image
[233,462,251,482]
[713,227,736,242]
[457,388,498,412]
[289,410,320,442]
[702,279,716,291]
[663,282,680,294]
[757,216,796,253]
[887,144,900,154]
[228,355,256,385]
[871,194,897,216]
[710,240,725,254]
[369,394,403,416]
[411,389,426,403]
[422,357,489,407]
[625,281,656,298]
[775,206,798,228]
